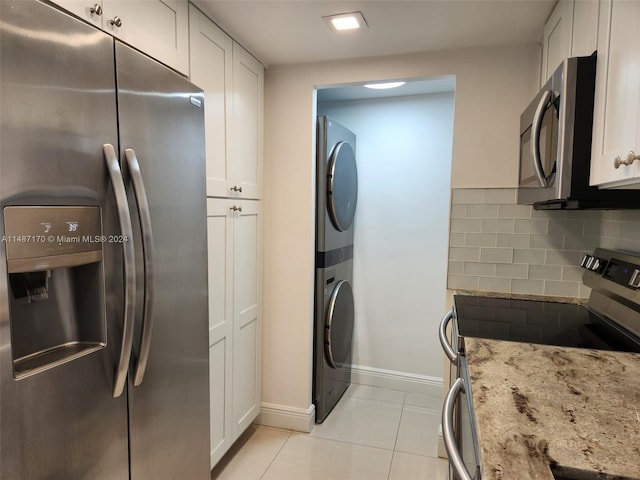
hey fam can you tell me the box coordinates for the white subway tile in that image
[497,234,530,249]
[464,262,496,276]
[451,189,484,205]
[481,219,515,233]
[478,276,512,292]
[495,263,528,279]
[514,218,549,234]
[450,218,482,233]
[513,249,546,264]
[544,281,580,297]
[450,247,480,262]
[448,275,479,290]
[529,265,562,280]
[480,248,513,264]
[482,189,516,204]
[464,233,497,247]
[512,279,545,295]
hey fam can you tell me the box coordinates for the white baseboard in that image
[350,364,443,396]
[256,402,315,433]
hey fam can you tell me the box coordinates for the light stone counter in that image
[465,338,640,480]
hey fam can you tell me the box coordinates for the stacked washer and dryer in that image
[314,116,358,423]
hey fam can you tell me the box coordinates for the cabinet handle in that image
[90,4,102,15]
[230,206,242,212]
[230,185,243,192]
[109,16,122,27]
[613,151,640,169]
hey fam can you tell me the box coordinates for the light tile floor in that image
[211,384,449,480]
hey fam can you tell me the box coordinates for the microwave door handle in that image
[439,309,458,363]
[443,378,474,480]
[103,144,136,398]
[531,90,553,188]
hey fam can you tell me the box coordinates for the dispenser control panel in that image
[2,206,103,273]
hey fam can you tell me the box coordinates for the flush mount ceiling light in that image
[363,82,407,90]
[323,11,368,32]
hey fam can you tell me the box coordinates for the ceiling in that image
[316,75,456,102]
[193,0,556,67]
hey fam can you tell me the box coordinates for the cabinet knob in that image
[230,185,243,193]
[230,206,242,212]
[613,150,640,169]
[109,16,122,28]
[90,4,102,15]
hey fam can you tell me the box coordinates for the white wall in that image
[318,93,454,379]
[262,45,539,425]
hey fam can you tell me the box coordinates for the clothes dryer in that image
[316,116,358,254]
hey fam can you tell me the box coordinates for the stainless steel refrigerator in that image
[0,1,210,478]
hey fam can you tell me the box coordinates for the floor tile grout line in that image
[257,430,293,480]
[391,392,406,453]
[303,430,397,452]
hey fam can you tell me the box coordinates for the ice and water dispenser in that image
[3,206,106,378]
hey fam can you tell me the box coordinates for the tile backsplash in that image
[448,188,640,298]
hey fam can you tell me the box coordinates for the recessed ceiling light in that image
[323,12,368,32]
[363,82,407,90]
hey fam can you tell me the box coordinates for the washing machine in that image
[313,259,355,423]
[314,116,358,423]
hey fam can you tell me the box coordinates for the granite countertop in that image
[465,338,640,480]
[454,289,588,305]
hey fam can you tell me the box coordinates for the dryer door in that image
[327,141,358,232]
[325,280,354,368]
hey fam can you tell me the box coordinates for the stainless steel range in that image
[439,248,640,480]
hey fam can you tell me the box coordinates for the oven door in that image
[442,357,481,480]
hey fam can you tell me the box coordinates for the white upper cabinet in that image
[590,0,640,188]
[231,43,264,200]
[189,6,264,199]
[189,6,234,198]
[571,0,599,57]
[541,0,574,86]
[50,0,189,75]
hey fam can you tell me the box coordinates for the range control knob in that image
[629,269,640,289]
[580,254,604,273]
[580,254,593,269]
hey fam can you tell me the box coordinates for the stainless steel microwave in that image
[517,54,639,209]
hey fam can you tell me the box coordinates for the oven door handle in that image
[531,89,553,188]
[443,377,474,480]
[439,309,458,363]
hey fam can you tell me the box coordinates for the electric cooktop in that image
[453,248,640,354]
[454,295,640,353]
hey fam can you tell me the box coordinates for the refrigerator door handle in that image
[124,148,155,387]
[103,144,137,398]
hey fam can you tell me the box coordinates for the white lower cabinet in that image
[207,198,262,467]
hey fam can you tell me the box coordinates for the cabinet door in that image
[571,0,599,57]
[590,0,640,186]
[232,200,262,436]
[541,0,574,86]
[49,0,104,28]
[189,6,234,198]
[103,0,189,75]
[206,199,234,467]
[231,44,264,200]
